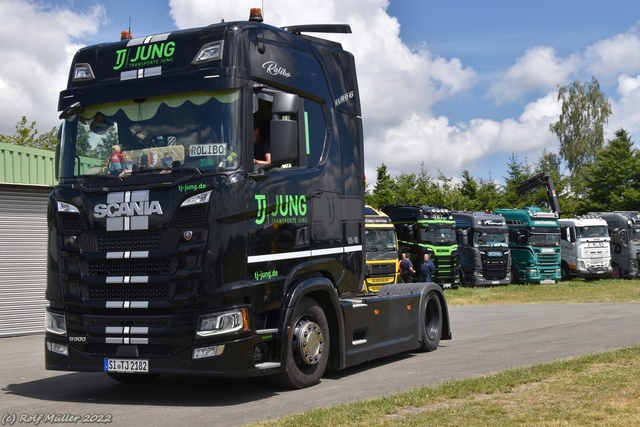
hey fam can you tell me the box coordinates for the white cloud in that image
[486,46,578,103]
[0,1,105,134]
[5,0,640,189]
[585,31,640,81]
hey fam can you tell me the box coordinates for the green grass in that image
[445,279,640,305]
[249,279,640,427]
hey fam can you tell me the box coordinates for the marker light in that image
[193,42,223,63]
[181,190,212,207]
[73,63,95,82]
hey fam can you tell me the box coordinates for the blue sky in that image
[3,0,640,188]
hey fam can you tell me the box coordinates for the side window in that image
[302,99,326,167]
[254,96,273,166]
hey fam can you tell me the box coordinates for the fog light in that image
[46,341,69,356]
[193,345,225,359]
[45,311,66,335]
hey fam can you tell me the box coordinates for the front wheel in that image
[611,264,621,279]
[269,297,330,389]
[419,291,442,352]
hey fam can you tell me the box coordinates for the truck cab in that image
[363,205,398,292]
[559,216,612,280]
[452,211,511,286]
[494,207,561,284]
[44,9,450,389]
[589,211,640,279]
[381,205,459,288]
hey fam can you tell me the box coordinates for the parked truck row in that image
[368,174,631,287]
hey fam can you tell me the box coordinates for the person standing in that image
[419,253,436,282]
[399,253,415,284]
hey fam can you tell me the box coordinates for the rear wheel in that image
[419,291,442,352]
[269,297,329,389]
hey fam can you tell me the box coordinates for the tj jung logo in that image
[255,194,307,225]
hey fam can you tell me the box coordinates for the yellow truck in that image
[364,205,399,292]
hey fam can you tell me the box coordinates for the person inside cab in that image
[253,124,271,166]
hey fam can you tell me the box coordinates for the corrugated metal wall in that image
[0,185,51,336]
[0,142,57,186]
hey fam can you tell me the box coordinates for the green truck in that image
[381,205,459,288]
[495,174,561,284]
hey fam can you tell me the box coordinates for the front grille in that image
[84,343,173,358]
[81,258,178,276]
[173,204,208,227]
[59,212,86,232]
[81,283,176,301]
[84,315,173,328]
[79,228,181,252]
[370,263,397,276]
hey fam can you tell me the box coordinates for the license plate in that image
[540,279,555,284]
[104,358,149,373]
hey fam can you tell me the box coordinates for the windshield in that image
[528,232,560,247]
[365,229,397,253]
[473,231,508,247]
[420,226,456,246]
[576,226,608,239]
[58,90,241,180]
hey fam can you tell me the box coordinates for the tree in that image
[549,76,612,195]
[502,153,532,208]
[0,116,58,151]
[581,128,640,212]
[366,163,397,208]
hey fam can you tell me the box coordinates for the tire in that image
[511,265,520,285]
[106,372,159,384]
[419,291,442,352]
[269,297,330,389]
[611,264,621,280]
[561,263,570,282]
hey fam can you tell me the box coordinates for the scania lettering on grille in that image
[487,251,502,257]
[94,190,162,231]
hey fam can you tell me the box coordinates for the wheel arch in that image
[279,276,345,371]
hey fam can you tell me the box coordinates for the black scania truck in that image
[45,9,450,389]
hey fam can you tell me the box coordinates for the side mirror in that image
[267,92,299,168]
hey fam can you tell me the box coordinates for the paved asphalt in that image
[2,303,639,426]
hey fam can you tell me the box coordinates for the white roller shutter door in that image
[0,185,51,336]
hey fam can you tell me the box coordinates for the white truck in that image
[559,215,612,280]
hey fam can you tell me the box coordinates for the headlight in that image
[45,311,66,335]
[181,190,212,207]
[197,309,248,337]
[57,201,79,213]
